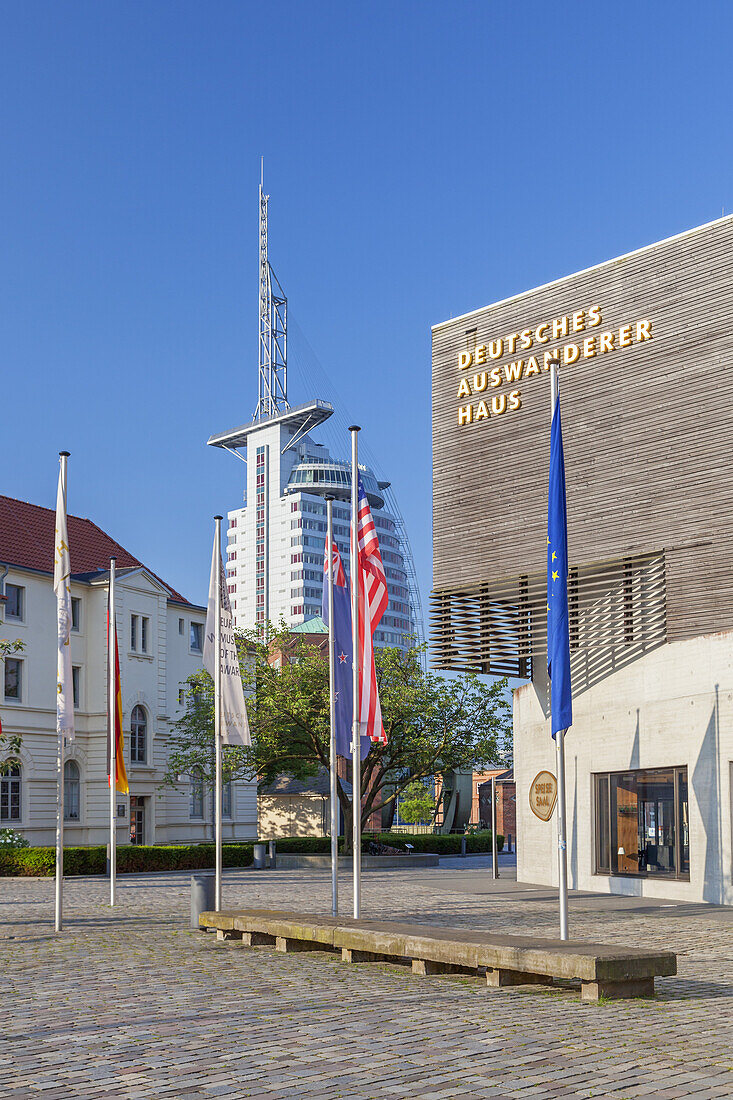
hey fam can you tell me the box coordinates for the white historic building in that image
[0,495,257,846]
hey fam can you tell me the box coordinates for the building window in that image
[223,779,232,818]
[4,658,22,701]
[0,763,21,822]
[131,615,150,653]
[190,767,204,818]
[5,584,24,622]
[130,704,147,764]
[71,596,82,633]
[190,622,203,653]
[179,617,185,635]
[594,766,689,880]
[64,760,80,821]
[178,688,185,706]
[72,666,81,710]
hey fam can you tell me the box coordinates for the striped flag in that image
[356,475,389,744]
[107,610,129,794]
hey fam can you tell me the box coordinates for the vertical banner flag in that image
[547,394,573,737]
[203,539,250,746]
[356,475,389,744]
[322,540,361,758]
[54,464,74,742]
[107,608,129,793]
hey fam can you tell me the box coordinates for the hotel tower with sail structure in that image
[208,175,421,646]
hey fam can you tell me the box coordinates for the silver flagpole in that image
[54,450,69,934]
[326,495,338,917]
[550,359,569,941]
[349,426,361,919]
[491,774,499,879]
[109,557,117,907]
[214,515,223,912]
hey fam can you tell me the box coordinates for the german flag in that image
[107,611,129,794]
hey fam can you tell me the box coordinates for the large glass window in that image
[64,760,80,821]
[130,705,147,763]
[0,763,21,821]
[594,766,689,880]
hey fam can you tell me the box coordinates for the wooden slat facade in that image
[432,216,733,669]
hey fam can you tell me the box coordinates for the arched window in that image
[130,705,147,763]
[64,760,80,821]
[0,762,21,822]
[190,767,204,819]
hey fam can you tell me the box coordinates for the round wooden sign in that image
[529,771,557,821]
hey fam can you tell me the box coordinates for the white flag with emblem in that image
[203,539,250,746]
[54,461,74,742]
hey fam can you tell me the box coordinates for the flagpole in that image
[54,450,70,934]
[109,556,117,907]
[550,360,569,941]
[349,426,361,919]
[325,495,338,917]
[214,515,223,912]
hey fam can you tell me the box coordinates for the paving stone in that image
[2,865,733,1098]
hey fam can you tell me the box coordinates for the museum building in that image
[431,214,733,904]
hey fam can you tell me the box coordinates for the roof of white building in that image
[0,494,197,608]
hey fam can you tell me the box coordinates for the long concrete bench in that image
[199,908,676,1002]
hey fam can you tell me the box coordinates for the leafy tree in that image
[162,623,511,848]
[0,638,25,775]
[397,780,436,825]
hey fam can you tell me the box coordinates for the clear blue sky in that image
[2,1,732,611]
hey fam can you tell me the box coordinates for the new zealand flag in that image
[322,540,368,759]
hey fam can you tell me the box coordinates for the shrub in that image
[0,828,30,849]
[0,842,255,877]
[363,830,504,854]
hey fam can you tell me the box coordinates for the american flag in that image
[356,474,389,744]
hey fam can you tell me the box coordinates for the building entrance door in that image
[130,796,146,845]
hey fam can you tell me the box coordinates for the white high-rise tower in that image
[207,174,419,646]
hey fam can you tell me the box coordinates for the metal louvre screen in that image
[430,551,667,682]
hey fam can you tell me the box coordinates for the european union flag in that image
[547,396,572,738]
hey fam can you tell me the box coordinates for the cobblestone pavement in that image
[2,865,733,1099]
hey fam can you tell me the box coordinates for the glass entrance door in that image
[130,796,145,845]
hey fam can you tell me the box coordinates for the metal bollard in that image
[268,839,277,870]
[507,833,512,853]
[190,872,216,930]
[253,842,267,870]
[461,836,467,858]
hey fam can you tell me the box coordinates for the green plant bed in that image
[0,842,255,877]
[364,830,504,855]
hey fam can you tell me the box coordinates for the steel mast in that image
[255,161,289,421]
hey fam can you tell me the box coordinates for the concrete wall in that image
[259,794,328,839]
[515,630,733,905]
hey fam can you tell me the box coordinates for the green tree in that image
[162,624,511,848]
[0,638,25,774]
[397,780,436,825]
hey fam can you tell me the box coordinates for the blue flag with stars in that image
[547,396,572,737]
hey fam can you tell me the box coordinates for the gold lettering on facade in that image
[454,305,654,428]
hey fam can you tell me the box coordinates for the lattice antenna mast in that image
[255,163,288,421]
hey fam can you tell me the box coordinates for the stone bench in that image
[199,908,676,1002]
